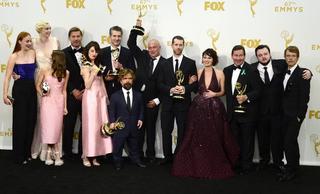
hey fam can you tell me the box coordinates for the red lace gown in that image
[171,68,240,179]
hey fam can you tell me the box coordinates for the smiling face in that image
[256,47,271,65]
[285,50,298,68]
[172,38,184,56]
[110,30,122,47]
[88,46,98,62]
[19,35,33,51]
[232,49,245,66]
[69,30,82,48]
[148,39,161,59]
[202,54,213,67]
[39,24,51,39]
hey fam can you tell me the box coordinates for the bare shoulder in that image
[214,68,223,75]
[197,68,204,77]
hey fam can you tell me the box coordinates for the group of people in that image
[2,19,311,182]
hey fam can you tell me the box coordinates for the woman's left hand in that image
[63,108,68,115]
[203,90,216,99]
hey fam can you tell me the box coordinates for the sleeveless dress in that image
[172,68,240,179]
[31,36,59,159]
[82,73,112,157]
[12,63,37,163]
[39,75,65,144]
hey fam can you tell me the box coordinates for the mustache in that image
[123,83,132,90]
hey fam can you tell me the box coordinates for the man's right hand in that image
[72,89,84,101]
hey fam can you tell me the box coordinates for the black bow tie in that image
[111,48,119,52]
[233,65,241,70]
[286,70,291,75]
[73,48,82,53]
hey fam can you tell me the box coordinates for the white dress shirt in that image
[122,87,133,108]
[283,64,298,90]
[231,63,244,95]
[257,60,274,83]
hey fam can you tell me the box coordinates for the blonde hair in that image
[35,21,49,33]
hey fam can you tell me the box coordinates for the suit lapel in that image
[285,66,299,92]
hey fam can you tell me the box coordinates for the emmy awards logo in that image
[1,24,13,47]
[176,0,183,16]
[315,64,320,73]
[281,30,294,48]
[142,32,149,49]
[234,82,247,113]
[173,70,185,99]
[106,0,113,14]
[136,0,148,19]
[40,0,46,13]
[310,134,320,158]
[249,0,257,17]
[207,29,220,50]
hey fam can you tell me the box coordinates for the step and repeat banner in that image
[0,0,319,165]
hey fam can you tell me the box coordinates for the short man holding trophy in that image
[108,68,145,170]
[100,26,136,96]
[157,35,197,164]
[223,45,262,174]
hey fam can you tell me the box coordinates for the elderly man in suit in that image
[109,68,145,170]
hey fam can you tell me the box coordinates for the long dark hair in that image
[51,50,67,82]
[12,32,31,53]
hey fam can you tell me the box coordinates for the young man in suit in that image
[252,45,311,171]
[277,46,310,181]
[109,68,145,170]
[157,35,198,164]
[62,27,84,159]
[223,45,262,174]
[127,19,167,163]
[100,26,136,96]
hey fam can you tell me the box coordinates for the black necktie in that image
[286,69,291,75]
[126,91,131,111]
[73,48,82,53]
[175,59,179,73]
[264,66,270,84]
[148,58,155,77]
[233,65,241,70]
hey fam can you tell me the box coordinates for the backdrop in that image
[0,0,319,165]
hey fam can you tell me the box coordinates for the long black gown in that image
[172,68,239,179]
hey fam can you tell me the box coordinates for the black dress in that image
[172,68,239,179]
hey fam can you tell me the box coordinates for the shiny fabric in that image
[13,63,36,80]
[82,75,112,157]
[172,68,240,179]
[39,75,64,144]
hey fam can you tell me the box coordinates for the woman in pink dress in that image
[81,41,112,167]
[37,50,69,166]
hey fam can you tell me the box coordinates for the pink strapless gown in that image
[40,75,64,144]
[82,76,112,157]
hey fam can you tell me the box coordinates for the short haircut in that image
[109,26,123,36]
[171,35,185,45]
[118,68,135,81]
[231,45,246,56]
[68,27,83,37]
[284,46,300,58]
[202,48,218,66]
[255,44,270,56]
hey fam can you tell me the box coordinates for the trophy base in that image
[107,71,119,76]
[173,95,184,100]
[234,109,246,113]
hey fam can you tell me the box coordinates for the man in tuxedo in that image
[62,27,84,159]
[109,68,145,170]
[127,19,167,163]
[223,45,262,174]
[251,45,311,171]
[157,35,197,164]
[277,46,310,181]
[100,26,136,96]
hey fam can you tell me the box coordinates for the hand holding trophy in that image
[234,82,247,113]
[173,70,185,99]
[101,117,125,137]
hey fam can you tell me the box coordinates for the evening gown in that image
[82,73,112,158]
[172,68,240,179]
[39,75,64,144]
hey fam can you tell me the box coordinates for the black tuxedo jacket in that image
[127,29,166,103]
[109,89,144,131]
[100,46,136,95]
[251,59,287,116]
[157,55,197,111]
[63,46,85,94]
[223,62,262,123]
[282,66,310,120]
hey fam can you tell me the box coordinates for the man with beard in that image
[251,45,311,171]
[157,35,198,164]
[63,27,84,159]
[108,68,145,170]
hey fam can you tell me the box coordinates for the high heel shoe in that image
[92,159,100,166]
[45,150,54,165]
[54,152,64,166]
[83,158,91,167]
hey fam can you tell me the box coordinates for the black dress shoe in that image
[136,162,146,168]
[147,157,156,164]
[278,171,296,182]
[114,163,123,171]
[157,158,172,165]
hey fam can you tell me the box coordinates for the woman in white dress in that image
[30,21,60,161]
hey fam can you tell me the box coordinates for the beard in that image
[123,83,132,90]
[260,59,271,66]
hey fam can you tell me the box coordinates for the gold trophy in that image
[310,134,320,157]
[101,117,125,137]
[81,54,106,74]
[107,48,120,76]
[234,82,247,113]
[173,70,185,99]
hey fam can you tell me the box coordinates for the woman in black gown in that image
[172,48,239,179]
